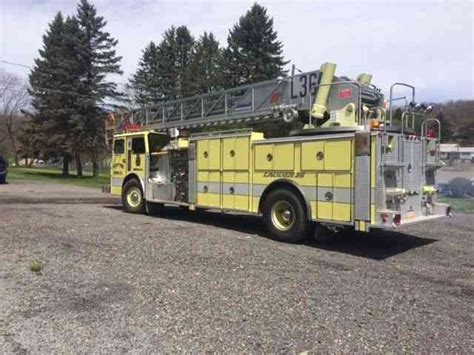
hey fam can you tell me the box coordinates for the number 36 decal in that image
[290,72,320,99]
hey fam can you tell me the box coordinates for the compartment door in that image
[324,140,352,170]
[254,144,273,170]
[197,139,209,170]
[207,138,221,170]
[196,171,209,206]
[317,173,333,220]
[234,137,250,170]
[222,138,235,171]
[333,173,352,221]
[273,143,295,170]
[196,171,221,208]
[301,141,325,171]
[222,172,249,211]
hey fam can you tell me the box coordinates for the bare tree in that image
[0,71,29,165]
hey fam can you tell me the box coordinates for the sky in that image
[1,0,473,102]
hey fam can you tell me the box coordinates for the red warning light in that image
[270,91,282,104]
[338,88,352,99]
[427,129,436,138]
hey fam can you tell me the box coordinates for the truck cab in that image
[111,131,191,212]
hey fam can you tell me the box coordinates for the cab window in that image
[148,134,169,153]
[113,139,125,154]
[131,137,146,154]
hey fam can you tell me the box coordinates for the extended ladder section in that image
[123,63,384,132]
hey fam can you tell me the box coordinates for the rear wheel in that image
[0,176,5,184]
[122,179,145,214]
[262,189,311,243]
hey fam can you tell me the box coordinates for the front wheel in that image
[122,179,145,214]
[262,189,311,243]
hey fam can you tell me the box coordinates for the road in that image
[0,182,473,353]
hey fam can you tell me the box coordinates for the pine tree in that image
[28,13,81,176]
[160,26,195,99]
[63,16,89,176]
[224,3,287,87]
[76,0,122,177]
[131,42,163,106]
[188,32,224,95]
[131,26,194,105]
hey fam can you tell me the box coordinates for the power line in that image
[1,59,122,106]
[0,59,32,70]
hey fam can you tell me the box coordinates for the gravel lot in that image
[1,182,473,353]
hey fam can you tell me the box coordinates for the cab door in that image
[129,136,147,181]
[111,138,126,195]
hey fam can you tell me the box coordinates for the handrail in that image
[421,118,441,141]
[400,111,426,135]
[389,83,415,127]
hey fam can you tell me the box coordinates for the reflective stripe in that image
[198,181,356,203]
[317,187,352,203]
[334,188,352,204]
[222,183,249,195]
[253,183,352,203]
[301,186,316,201]
[111,178,123,187]
[197,181,220,194]
[253,184,266,197]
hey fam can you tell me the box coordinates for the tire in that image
[262,189,311,243]
[122,179,145,214]
[0,176,5,184]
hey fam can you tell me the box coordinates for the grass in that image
[439,197,474,214]
[29,260,43,273]
[8,167,109,189]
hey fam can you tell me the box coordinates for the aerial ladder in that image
[113,63,384,134]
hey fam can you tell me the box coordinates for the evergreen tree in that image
[76,0,122,176]
[188,32,224,95]
[131,25,194,105]
[131,42,163,106]
[26,1,121,177]
[28,13,81,176]
[63,15,88,176]
[224,3,287,87]
[159,26,194,99]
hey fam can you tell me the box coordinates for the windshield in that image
[148,133,169,153]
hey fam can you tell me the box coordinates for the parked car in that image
[0,156,7,184]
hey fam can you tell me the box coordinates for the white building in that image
[439,144,474,162]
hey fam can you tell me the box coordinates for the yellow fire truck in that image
[110,62,450,242]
